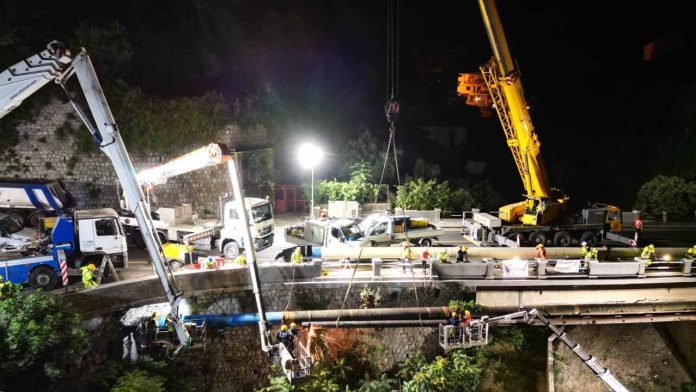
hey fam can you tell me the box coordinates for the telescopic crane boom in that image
[471,0,568,226]
[0,42,191,355]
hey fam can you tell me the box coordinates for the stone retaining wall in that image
[0,100,272,216]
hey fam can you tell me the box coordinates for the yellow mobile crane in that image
[458,0,624,247]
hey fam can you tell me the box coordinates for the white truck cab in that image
[219,197,274,258]
[74,209,128,256]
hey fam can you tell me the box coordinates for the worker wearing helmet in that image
[685,245,696,260]
[0,275,11,299]
[234,254,246,266]
[276,325,292,350]
[291,247,303,264]
[401,242,413,273]
[447,311,460,326]
[203,256,217,269]
[456,245,469,263]
[462,309,473,328]
[580,242,589,259]
[289,322,299,337]
[535,243,546,260]
[146,311,160,344]
[438,249,449,265]
[641,244,656,266]
[80,263,97,289]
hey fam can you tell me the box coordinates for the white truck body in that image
[285,213,442,248]
[358,213,443,246]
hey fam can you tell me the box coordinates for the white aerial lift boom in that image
[440,308,628,392]
[0,41,192,355]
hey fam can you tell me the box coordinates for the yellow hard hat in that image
[536,244,544,248]
[465,310,471,316]
[87,264,96,270]
[460,246,468,251]
[152,311,159,318]
[290,322,297,328]
[281,325,288,331]
[451,312,457,317]
[649,244,655,249]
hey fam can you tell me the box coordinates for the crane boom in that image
[0,42,191,354]
[475,0,567,225]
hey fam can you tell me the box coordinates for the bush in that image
[0,290,89,389]
[402,350,483,392]
[634,175,696,220]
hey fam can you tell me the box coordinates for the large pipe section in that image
[181,303,696,328]
[312,246,688,261]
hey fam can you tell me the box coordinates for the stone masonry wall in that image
[0,100,271,216]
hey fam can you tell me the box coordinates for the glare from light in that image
[663,254,672,261]
[298,143,323,169]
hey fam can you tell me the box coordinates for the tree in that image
[395,178,452,211]
[342,129,401,183]
[0,290,89,390]
[634,175,696,220]
[309,163,383,203]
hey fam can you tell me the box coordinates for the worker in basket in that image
[80,263,98,289]
[446,311,461,343]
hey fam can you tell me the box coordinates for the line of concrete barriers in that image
[258,258,695,281]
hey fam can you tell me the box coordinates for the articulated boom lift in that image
[0,42,191,355]
[473,0,568,226]
[439,309,628,392]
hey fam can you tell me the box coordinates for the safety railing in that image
[438,323,489,352]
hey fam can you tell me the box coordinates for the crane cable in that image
[373,0,402,206]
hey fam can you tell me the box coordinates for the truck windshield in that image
[0,214,23,234]
[252,203,273,223]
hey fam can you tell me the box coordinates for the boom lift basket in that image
[272,340,311,383]
[438,322,489,352]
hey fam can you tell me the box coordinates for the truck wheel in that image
[157,232,168,245]
[223,242,240,259]
[580,231,598,247]
[7,209,27,227]
[529,231,547,246]
[29,266,58,290]
[419,238,432,247]
[28,211,48,228]
[553,231,572,247]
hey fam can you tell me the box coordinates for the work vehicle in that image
[0,41,193,354]
[0,178,73,227]
[117,143,275,258]
[457,0,626,247]
[439,308,627,392]
[0,208,128,289]
[285,213,442,248]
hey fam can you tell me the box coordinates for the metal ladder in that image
[94,255,120,285]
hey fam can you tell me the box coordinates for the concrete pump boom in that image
[0,41,191,355]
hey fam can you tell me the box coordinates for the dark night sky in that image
[3,0,695,207]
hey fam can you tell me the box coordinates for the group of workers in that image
[144,311,176,345]
[276,322,301,353]
[401,243,470,274]
[445,309,475,343]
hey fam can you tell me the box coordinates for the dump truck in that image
[0,178,73,227]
